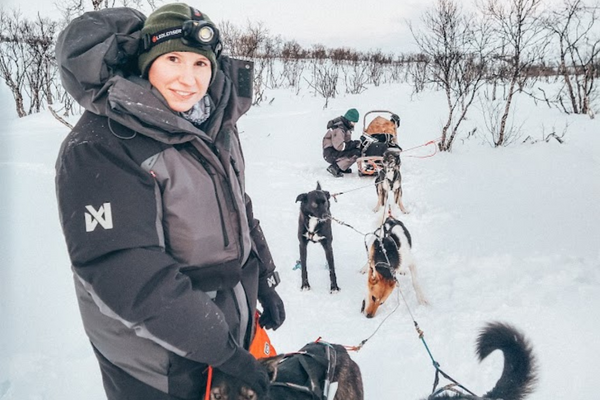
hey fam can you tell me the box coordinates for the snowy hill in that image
[1,80,599,399]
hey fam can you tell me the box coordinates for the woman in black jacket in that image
[55,3,285,399]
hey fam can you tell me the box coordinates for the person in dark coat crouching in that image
[54,3,285,399]
[322,108,361,177]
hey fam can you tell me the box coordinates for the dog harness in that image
[303,216,327,243]
[270,341,337,400]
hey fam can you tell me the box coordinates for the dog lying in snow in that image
[374,148,408,214]
[210,341,364,400]
[295,182,340,292]
[421,322,537,400]
[361,215,428,318]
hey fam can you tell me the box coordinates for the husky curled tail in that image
[428,322,537,400]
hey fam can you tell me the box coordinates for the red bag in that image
[249,312,277,358]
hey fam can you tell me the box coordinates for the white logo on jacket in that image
[85,203,113,232]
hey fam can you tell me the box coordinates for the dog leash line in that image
[398,293,479,399]
[330,181,378,202]
[402,137,442,159]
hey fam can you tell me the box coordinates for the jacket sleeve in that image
[56,136,240,366]
[244,194,278,295]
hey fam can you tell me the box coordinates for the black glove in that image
[346,140,361,149]
[258,289,286,330]
[216,346,270,397]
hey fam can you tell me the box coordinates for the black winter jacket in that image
[55,7,277,398]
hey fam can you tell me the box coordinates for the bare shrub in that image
[545,0,600,117]
[0,10,57,118]
[480,0,548,146]
[411,0,492,151]
[305,60,339,109]
[342,61,369,94]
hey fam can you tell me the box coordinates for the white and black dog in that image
[374,148,408,214]
[422,322,537,400]
[295,182,340,292]
[361,215,428,318]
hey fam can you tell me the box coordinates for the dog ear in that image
[323,191,330,200]
[369,265,379,282]
[258,354,286,382]
[295,193,307,203]
[316,181,322,191]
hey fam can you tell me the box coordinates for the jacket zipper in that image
[184,145,230,248]
[207,141,245,259]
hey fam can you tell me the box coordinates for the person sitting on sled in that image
[322,108,361,177]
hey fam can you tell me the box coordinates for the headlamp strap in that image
[142,7,219,54]
[144,27,184,50]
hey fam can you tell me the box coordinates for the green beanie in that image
[344,108,359,123]
[138,3,219,81]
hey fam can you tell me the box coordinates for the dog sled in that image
[357,110,401,176]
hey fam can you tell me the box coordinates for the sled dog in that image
[210,341,364,400]
[361,215,428,318]
[295,182,339,292]
[373,148,408,214]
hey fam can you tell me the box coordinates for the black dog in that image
[423,322,537,400]
[210,341,364,400]
[295,182,340,292]
[374,148,408,214]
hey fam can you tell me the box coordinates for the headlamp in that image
[182,20,220,48]
[143,19,222,58]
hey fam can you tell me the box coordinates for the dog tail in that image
[478,322,537,400]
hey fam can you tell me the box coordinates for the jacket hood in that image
[327,116,352,131]
[55,7,251,145]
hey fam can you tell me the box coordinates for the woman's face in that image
[148,51,212,113]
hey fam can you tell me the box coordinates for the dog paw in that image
[330,286,341,293]
[301,283,311,291]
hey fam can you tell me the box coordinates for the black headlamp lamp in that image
[181,20,220,48]
[142,10,223,58]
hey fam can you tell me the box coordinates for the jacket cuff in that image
[258,271,280,295]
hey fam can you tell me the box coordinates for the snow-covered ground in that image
[1,78,599,399]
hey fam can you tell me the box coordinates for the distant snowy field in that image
[1,79,599,399]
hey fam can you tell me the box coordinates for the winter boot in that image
[341,167,352,173]
[327,164,343,178]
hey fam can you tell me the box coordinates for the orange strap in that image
[204,366,213,400]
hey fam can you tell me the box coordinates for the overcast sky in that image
[3,0,431,54]
[2,0,581,54]
[202,0,429,53]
